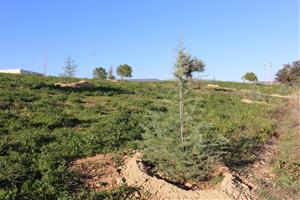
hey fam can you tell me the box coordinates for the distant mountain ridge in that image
[128,78,160,82]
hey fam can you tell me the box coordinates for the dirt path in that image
[240,93,300,199]
[269,94,291,98]
[292,92,300,160]
[121,153,255,200]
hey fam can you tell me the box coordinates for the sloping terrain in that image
[0,74,293,199]
[248,93,300,199]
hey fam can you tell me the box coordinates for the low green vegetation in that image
[202,80,292,95]
[0,73,291,199]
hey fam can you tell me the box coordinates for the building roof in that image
[0,68,43,75]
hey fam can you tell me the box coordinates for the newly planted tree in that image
[140,43,231,185]
[174,43,205,142]
[62,56,77,82]
[117,64,132,80]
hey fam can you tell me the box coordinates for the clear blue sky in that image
[0,0,299,81]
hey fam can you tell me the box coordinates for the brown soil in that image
[121,153,255,200]
[207,84,220,88]
[270,94,291,98]
[55,80,96,88]
[241,136,279,193]
[71,152,255,199]
[241,98,268,105]
[70,154,121,192]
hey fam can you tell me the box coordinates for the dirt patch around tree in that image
[71,152,256,199]
[121,153,255,200]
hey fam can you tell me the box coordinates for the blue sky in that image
[0,0,298,81]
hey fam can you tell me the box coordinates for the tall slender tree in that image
[141,42,225,184]
[62,56,77,81]
[174,42,205,142]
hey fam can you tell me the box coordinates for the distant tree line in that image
[93,65,132,80]
[61,56,133,81]
[240,60,300,85]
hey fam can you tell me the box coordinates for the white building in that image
[0,68,43,75]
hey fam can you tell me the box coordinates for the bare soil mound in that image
[71,153,256,199]
[241,98,268,105]
[55,80,96,89]
[207,84,220,88]
[70,154,121,192]
[121,153,255,200]
[269,94,291,98]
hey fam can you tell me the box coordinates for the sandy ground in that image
[269,94,291,98]
[121,153,255,200]
[207,84,220,88]
[241,98,268,105]
[71,152,255,199]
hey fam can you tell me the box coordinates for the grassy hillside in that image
[203,80,292,95]
[0,74,290,199]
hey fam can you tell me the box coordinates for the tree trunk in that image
[179,81,184,143]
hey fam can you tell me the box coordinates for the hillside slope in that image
[0,74,292,199]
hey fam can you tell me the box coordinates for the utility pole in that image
[264,64,268,84]
[212,64,215,81]
[43,50,48,76]
[264,61,273,84]
[270,61,273,84]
